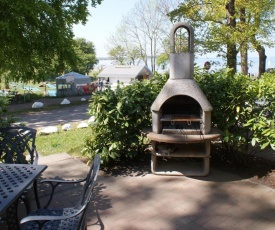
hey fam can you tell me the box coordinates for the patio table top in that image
[0,164,47,215]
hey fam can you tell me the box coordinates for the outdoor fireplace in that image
[147,22,220,176]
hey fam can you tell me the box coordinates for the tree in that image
[108,46,127,65]
[106,0,175,73]
[72,38,98,75]
[0,0,103,82]
[244,1,275,76]
[106,24,142,66]
[168,0,275,76]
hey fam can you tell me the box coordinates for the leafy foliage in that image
[72,38,98,75]
[195,69,275,163]
[108,46,127,65]
[0,96,16,127]
[84,68,275,165]
[0,0,103,82]
[168,0,275,75]
[84,74,168,164]
[244,73,275,150]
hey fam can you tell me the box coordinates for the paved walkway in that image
[18,103,90,129]
[30,153,275,229]
[1,153,275,229]
[9,95,91,129]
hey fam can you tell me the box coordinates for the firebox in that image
[147,22,220,176]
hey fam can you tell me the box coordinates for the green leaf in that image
[261,141,270,149]
[251,138,256,146]
[104,117,109,125]
[116,102,122,111]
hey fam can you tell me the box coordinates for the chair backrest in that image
[20,154,101,230]
[0,126,38,164]
[81,154,101,205]
[76,154,101,229]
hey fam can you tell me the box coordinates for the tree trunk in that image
[240,7,248,75]
[257,46,266,77]
[150,38,154,73]
[153,37,157,73]
[226,0,237,73]
[240,45,248,75]
[226,44,237,73]
[251,36,267,77]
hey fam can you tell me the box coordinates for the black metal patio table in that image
[0,164,47,229]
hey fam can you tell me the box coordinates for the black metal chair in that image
[20,154,101,230]
[0,126,39,165]
[0,126,40,228]
[0,127,39,206]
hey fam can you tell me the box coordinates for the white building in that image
[98,65,153,84]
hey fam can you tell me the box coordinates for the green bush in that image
[0,96,16,127]
[245,73,275,150]
[84,69,275,166]
[83,74,168,164]
[195,69,275,163]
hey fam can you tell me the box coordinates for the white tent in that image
[98,65,152,84]
[56,72,91,96]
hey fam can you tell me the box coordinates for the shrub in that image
[0,96,17,127]
[83,73,168,165]
[195,69,275,163]
[245,73,275,150]
[84,68,275,166]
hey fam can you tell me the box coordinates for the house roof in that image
[98,65,152,79]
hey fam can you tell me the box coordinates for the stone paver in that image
[1,152,275,229]
[36,153,275,230]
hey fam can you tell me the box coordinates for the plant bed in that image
[211,146,275,189]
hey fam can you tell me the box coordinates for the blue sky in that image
[73,0,138,57]
[73,0,275,60]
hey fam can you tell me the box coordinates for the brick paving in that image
[1,152,275,230]
[34,153,275,229]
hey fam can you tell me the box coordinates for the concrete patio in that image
[2,152,275,230]
[41,153,275,230]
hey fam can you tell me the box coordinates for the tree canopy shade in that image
[0,0,103,82]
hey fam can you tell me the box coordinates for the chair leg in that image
[20,193,31,214]
[20,181,40,214]
[33,180,41,209]
[6,199,20,230]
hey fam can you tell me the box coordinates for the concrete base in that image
[151,155,210,176]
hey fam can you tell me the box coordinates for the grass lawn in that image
[36,125,92,157]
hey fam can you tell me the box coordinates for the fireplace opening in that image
[161,95,203,135]
[161,95,201,116]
